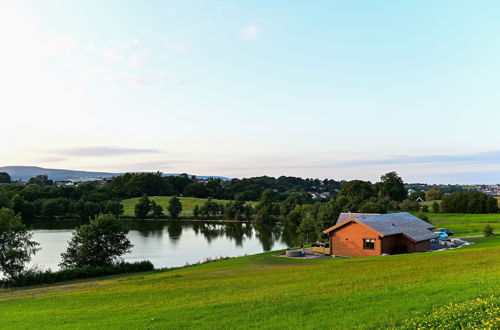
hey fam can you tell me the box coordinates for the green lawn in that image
[427,213,500,236]
[122,196,250,217]
[0,237,498,329]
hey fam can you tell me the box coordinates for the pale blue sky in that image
[1,0,500,183]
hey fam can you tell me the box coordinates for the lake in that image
[28,221,296,270]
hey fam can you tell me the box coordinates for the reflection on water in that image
[28,221,296,271]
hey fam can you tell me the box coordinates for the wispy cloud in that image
[334,150,500,167]
[52,146,160,157]
[242,25,258,40]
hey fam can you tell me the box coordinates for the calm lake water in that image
[28,221,296,271]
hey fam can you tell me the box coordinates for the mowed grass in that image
[426,213,500,236]
[0,237,498,329]
[122,196,251,217]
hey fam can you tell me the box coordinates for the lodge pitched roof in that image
[323,212,437,242]
[336,212,380,225]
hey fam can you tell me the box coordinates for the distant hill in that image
[0,166,121,181]
[0,166,230,181]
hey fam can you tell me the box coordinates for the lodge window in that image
[363,239,375,250]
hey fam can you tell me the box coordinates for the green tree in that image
[416,210,431,223]
[254,190,278,224]
[151,201,163,218]
[441,191,498,213]
[134,194,151,218]
[60,214,132,268]
[358,201,387,214]
[103,200,124,217]
[425,189,444,201]
[296,213,321,246]
[399,199,421,212]
[339,180,374,204]
[0,172,11,184]
[378,171,406,202]
[41,199,66,219]
[193,205,200,219]
[0,208,40,279]
[27,175,53,186]
[168,196,182,219]
[483,224,494,237]
[432,201,440,213]
[11,194,34,221]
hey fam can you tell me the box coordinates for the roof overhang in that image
[322,218,384,237]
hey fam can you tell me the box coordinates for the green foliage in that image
[399,199,421,212]
[254,190,279,224]
[60,214,132,268]
[425,189,444,201]
[193,205,200,219]
[483,224,494,237]
[41,198,68,219]
[2,261,154,287]
[167,196,182,219]
[441,191,498,213]
[225,200,251,220]
[11,194,34,221]
[134,194,151,218]
[432,201,440,213]
[415,210,431,223]
[358,201,387,214]
[0,192,12,209]
[280,193,304,216]
[339,180,374,207]
[296,213,322,246]
[27,175,53,186]
[378,171,406,202]
[150,201,164,218]
[104,200,124,217]
[0,172,11,184]
[401,296,499,329]
[0,208,40,280]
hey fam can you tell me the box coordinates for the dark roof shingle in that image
[326,212,438,242]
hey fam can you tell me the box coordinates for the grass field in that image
[426,213,500,236]
[121,196,252,217]
[0,236,498,329]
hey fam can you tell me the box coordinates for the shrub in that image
[1,261,154,287]
[432,201,440,213]
[400,296,499,329]
[415,210,431,224]
[399,199,420,212]
[483,224,494,237]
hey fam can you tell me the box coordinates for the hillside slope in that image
[0,237,498,329]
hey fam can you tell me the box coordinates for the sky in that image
[1,0,500,184]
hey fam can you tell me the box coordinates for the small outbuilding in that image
[322,212,438,257]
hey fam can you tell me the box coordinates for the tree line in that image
[0,171,497,224]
